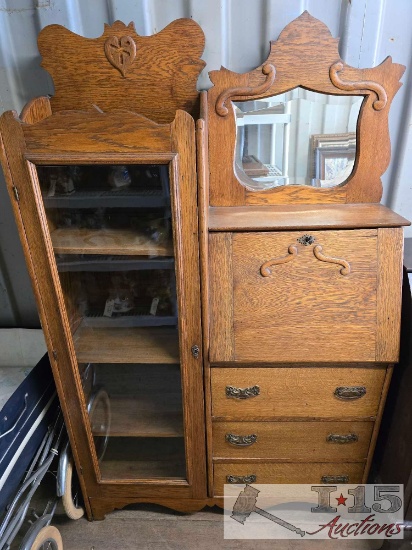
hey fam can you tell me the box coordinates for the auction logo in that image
[224,484,404,540]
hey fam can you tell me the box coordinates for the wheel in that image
[61,457,85,520]
[28,525,63,550]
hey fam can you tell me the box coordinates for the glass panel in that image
[234,88,363,189]
[37,164,186,481]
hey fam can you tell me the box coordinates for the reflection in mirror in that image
[234,88,363,190]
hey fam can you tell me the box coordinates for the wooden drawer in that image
[213,463,365,496]
[211,367,386,419]
[212,421,373,460]
[209,229,403,363]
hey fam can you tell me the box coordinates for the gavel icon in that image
[230,485,305,537]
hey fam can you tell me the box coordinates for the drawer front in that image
[212,421,373,460]
[209,229,403,363]
[211,367,386,419]
[213,463,365,496]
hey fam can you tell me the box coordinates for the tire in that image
[28,525,63,550]
[61,457,85,520]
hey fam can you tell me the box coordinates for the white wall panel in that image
[0,0,410,326]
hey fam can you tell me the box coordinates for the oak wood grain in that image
[89,496,217,520]
[213,462,365,496]
[211,366,386,419]
[20,96,52,124]
[51,227,173,256]
[212,420,373,461]
[208,233,235,362]
[197,91,215,498]
[92,397,183,438]
[206,12,405,206]
[38,19,205,123]
[209,204,410,231]
[0,110,96,518]
[362,365,393,483]
[170,111,207,500]
[376,228,404,362]
[22,110,172,155]
[73,326,179,364]
[210,229,379,363]
[0,106,207,516]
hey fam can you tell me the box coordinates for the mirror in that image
[234,88,363,190]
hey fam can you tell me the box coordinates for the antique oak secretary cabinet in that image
[0,12,409,519]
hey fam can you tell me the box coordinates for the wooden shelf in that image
[92,396,183,437]
[51,228,173,256]
[73,325,180,363]
[83,314,177,328]
[56,255,175,272]
[209,203,411,231]
[44,189,167,209]
[99,437,186,480]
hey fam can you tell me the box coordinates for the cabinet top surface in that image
[208,203,410,231]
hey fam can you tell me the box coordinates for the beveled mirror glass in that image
[234,88,363,190]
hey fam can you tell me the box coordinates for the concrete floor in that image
[51,503,391,550]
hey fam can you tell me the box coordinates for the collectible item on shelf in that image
[108,165,132,190]
[49,167,75,195]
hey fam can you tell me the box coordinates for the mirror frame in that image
[206,11,405,206]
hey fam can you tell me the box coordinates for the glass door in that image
[37,163,187,481]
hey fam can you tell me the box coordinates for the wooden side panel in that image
[212,421,374,461]
[213,463,365,495]
[362,365,393,482]
[211,367,387,419]
[209,233,235,362]
[376,228,404,362]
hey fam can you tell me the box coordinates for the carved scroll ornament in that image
[215,64,276,117]
[330,61,387,111]
[312,244,351,275]
[260,245,298,276]
[260,240,351,277]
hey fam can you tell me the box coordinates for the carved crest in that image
[38,19,205,123]
[104,35,136,77]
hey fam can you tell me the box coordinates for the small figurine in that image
[108,165,131,190]
[49,167,75,195]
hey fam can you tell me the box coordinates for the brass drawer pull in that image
[226,433,258,447]
[227,474,257,484]
[226,385,260,399]
[334,386,366,400]
[321,475,349,484]
[327,433,358,444]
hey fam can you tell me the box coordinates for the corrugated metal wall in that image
[0,0,411,326]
